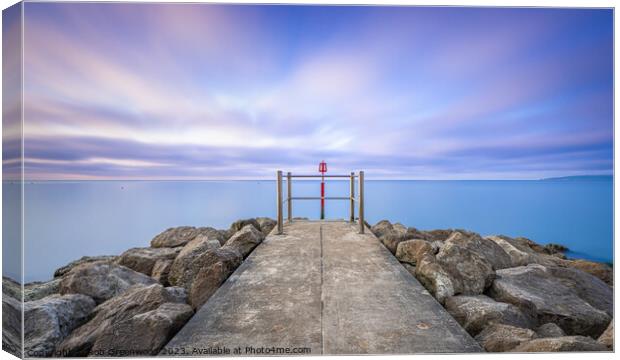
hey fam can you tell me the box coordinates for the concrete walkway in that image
[164,221,481,355]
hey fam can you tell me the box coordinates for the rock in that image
[429,240,443,254]
[164,287,188,304]
[545,265,612,317]
[24,294,96,357]
[3,287,23,357]
[474,324,536,352]
[512,336,608,352]
[414,254,455,304]
[436,240,495,295]
[222,224,265,259]
[256,217,277,236]
[151,259,173,286]
[371,220,394,238]
[230,218,261,233]
[53,255,118,278]
[405,227,431,241]
[425,229,454,242]
[395,239,432,265]
[401,263,416,277]
[59,261,157,304]
[597,321,613,349]
[445,231,512,270]
[544,243,567,254]
[562,259,613,286]
[91,302,193,356]
[392,223,407,236]
[515,236,547,254]
[150,226,224,248]
[116,247,180,276]
[486,235,561,267]
[380,232,407,255]
[188,247,242,309]
[489,264,611,337]
[536,323,566,338]
[444,295,534,336]
[56,284,189,356]
[168,236,222,288]
[24,278,62,301]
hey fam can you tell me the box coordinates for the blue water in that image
[3,178,613,282]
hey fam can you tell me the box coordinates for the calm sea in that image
[2,178,613,282]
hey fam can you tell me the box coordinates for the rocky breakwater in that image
[372,220,613,353]
[2,217,276,357]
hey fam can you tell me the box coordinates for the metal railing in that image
[276,170,365,234]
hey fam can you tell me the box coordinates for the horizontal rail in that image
[288,174,356,178]
[289,196,352,200]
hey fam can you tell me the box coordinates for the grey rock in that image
[395,239,432,265]
[164,286,188,304]
[116,247,180,276]
[436,241,495,295]
[475,324,536,352]
[150,226,224,248]
[222,224,265,259]
[24,294,95,357]
[56,284,189,356]
[256,217,277,236]
[53,256,118,278]
[59,261,157,304]
[489,264,611,337]
[560,259,613,286]
[187,247,242,309]
[445,295,534,336]
[425,229,454,242]
[512,336,608,352]
[24,278,62,302]
[545,265,612,316]
[3,287,23,357]
[168,236,222,288]
[414,254,455,304]
[536,323,566,338]
[597,321,613,349]
[230,218,261,233]
[151,259,173,286]
[445,231,512,270]
[3,276,22,300]
[370,220,394,238]
[91,302,193,356]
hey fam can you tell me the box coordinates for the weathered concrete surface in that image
[164,221,481,355]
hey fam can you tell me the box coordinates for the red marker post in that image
[319,161,327,219]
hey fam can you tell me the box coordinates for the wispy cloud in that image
[20,4,613,180]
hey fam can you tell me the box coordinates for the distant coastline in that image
[541,175,613,181]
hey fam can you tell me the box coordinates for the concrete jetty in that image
[164,220,482,355]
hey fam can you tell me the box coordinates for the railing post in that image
[349,172,355,222]
[358,171,364,234]
[287,172,292,222]
[277,170,283,234]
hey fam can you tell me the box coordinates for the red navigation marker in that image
[319,161,327,219]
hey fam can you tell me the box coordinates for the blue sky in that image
[8,4,614,179]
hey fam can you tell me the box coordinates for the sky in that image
[5,3,614,179]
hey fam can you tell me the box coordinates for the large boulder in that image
[222,224,265,259]
[597,321,613,349]
[187,247,243,309]
[444,295,535,336]
[436,241,495,295]
[562,259,612,286]
[371,220,394,238]
[489,264,611,337]
[116,247,180,276]
[151,259,173,286]
[414,254,455,304]
[395,239,432,265]
[150,226,224,248]
[230,218,261,233]
[168,236,222,288]
[536,323,566,338]
[545,265,612,316]
[59,261,157,304]
[444,231,512,270]
[24,278,62,302]
[91,302,193,356]
[3,284,23,357]
[512,336,608,352]
[24,294,95,357]
[56,284,190,356]
[53,256,118,278]
[425,229,454,242]
[474,324,536,352]
[256,217,277,236]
